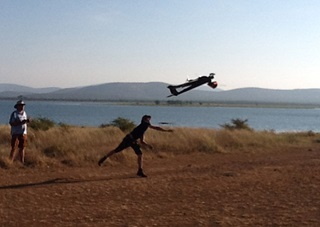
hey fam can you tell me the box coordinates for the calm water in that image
[1,100,320,132]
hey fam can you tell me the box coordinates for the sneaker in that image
[98,156,107,166]
[137,169,147,177]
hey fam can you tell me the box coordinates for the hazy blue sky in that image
[1,0,319,90]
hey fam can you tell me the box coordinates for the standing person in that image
[98,115,173,177]
[9,100,31,164]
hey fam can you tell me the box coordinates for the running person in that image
[98,115,173,177]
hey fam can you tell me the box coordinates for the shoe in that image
[137,169,147,177]
[98,156,107,166]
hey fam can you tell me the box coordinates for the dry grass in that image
[0,124,319,169]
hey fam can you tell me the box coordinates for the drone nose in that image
[208,81,218,89]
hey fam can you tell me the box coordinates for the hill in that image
[0,83,60,98]
[1,82,320,105]
[29,82,170,101]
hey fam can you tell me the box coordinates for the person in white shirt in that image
[9,100,31,164]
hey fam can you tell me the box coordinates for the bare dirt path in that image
[1,148,320,226]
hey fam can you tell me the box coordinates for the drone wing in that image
[169,80,195,89]
[167,81,204,97]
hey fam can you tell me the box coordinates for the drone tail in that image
[167,86,179,96]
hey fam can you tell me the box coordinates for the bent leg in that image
[9,149,16,162]
[98,136,131,166]
[137,153,143,170]
[136,155,147,177]
[18,135,27,164]
[98,149,116,166]
[18,148,25,164]
[10,135,18,162]
[132,143,147,177]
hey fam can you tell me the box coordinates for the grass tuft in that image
[0,124,319,169]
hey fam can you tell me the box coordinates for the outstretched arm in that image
[150,125,173,132]
[139,125,173,149]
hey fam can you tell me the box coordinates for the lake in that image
[1,100,320,132]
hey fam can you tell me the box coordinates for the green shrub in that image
[29,117,56,131]
[100,117,136,132]
[220,118,253,131]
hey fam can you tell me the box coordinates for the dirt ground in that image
[1,148,320,227]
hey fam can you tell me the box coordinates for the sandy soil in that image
[1,148,320,227]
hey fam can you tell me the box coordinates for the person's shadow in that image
[0,174,137,190]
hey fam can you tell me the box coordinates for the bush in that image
[220,118,253,131]
[29,117,56,131]
[100,117,136,132]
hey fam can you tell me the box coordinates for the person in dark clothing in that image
[98,115,173,177]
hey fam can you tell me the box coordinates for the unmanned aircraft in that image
[167,73,218,97]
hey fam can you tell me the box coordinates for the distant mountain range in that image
[0,83,60,96]
[1,82,320,105]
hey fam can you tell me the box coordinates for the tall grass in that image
[0,124,319,169]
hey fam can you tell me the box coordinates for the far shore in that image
[1,97,319,109]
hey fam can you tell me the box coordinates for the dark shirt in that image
[130,121,150,140]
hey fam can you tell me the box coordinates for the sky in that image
[0,0,320,90]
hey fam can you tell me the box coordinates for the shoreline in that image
[1,97,319,109]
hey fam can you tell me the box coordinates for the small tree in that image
[29,117,56,131]
[101,117,136,132]
[220,118,253,131]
